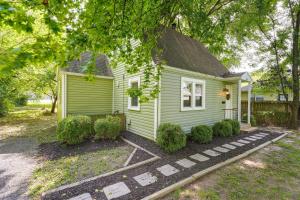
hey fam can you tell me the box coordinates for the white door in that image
[225,85,233,119]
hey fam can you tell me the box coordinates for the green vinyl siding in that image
[66,75,113,115]
[160,67,238,133]
[112,63,155,140]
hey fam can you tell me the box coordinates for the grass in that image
[0,104,57,143]
[165,131,300,200]
[29,145,133,199]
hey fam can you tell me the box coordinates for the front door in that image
[225,85,233,119]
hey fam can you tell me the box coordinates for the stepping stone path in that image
[68,193,92,200]
[222,144,236,150]
[203,149,220,157]
[255,133,267,137]
[190,153,210,162]
[213,146,230,153]
[238,139,250,144]
[103,182,130,200]
[230,141,245,146]
[157,164,179,176]
[176,158,196,168]
[133,172,157,186]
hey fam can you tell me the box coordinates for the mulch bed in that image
[127,148,154,166]
[42,130,284,200]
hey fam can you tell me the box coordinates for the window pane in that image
[195,96,202,107]
[195,84,202,95]
[182,82,192,107]
[131,96,138,106]
[131,81,138,89]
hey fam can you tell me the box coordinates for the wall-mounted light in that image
[223,88,230,100]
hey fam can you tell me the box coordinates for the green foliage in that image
[57,115,92,145]
[0,98,12,117]
[156,123,186,153]
[213,121,233,137]
[224,119,240,135]
[253,111,290,127]
[94,116,121,140]
[242,114,257,126]
[190,125,213,144]
[14,95,28,106]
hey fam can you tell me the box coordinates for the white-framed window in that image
[128,76,141,111]
[181,77,205,111]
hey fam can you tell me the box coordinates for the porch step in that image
[240,123,258,134]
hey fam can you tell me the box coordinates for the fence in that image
[241,101,292,115]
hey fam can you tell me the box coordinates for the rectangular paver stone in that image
[157,164,179,176]
[230,141,245,147]
[213,146,230,153]
[103,182,130,200]
[133,172,157,186]
[69,193,92,200]
[254,133,266,137]
[222,144,236,149]
[189,153,210,162]
[250,136,263,139]
[203,149,220,157]
[259,132,269,136]
[176,158,196,168]
[238,139,250,144]
[244,137,257,141]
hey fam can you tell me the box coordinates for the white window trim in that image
[181,77,206,111]
[128,76,141,111]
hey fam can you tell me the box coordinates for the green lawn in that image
[166,131,300,200]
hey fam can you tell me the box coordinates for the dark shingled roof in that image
[154,27,229,77]
[62,52,113,77]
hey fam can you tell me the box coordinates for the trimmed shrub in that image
[223,119,240,135]
[212,121,232,137]
[156,123,186,153]
[190,125,213,144]
[94,115,121,140]
[57,115,92,145]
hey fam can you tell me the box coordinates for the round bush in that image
[190,125,213,144]
[156,123,186,153]
[57,115,92,145]
[94,115,120,140]
[212,121,232,137]
[223,119,240,135]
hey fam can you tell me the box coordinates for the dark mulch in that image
[42,129,284,200]
[37,139,128,160]
[127,148,154,166]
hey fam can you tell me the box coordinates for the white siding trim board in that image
[61,71,114,80]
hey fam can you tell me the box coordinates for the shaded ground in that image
[0,105,56,200]
[164,128,300,200]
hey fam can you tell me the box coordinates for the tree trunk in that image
[51,96,57,113]
[291,10,300,129]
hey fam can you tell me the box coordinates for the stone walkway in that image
[42,131,285,200]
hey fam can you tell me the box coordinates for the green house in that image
[57,27,253,141]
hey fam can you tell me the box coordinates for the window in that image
[181,77,205,111]
[128,76,140,111]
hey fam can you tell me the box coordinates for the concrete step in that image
[240,123,258,134]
